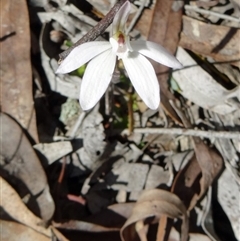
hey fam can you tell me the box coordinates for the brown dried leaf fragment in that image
[120,189,189,241]
[1,220,50,241]
[170,104,224,211]
[0,113,55,222]
[189,137,224,210]
[147,0,184,124]
[0,0,38,141]
[180,16,240,67]
[0,177,51,237]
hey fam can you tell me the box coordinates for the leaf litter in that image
[0,0,240,241]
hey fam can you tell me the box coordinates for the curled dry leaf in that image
[0,0,38,141]
[0,113,55,222]
[120,189,189,241]
[1,220,50,241]
[0,177,51,237]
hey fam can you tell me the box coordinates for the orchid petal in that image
[80,50,116,110]
[122,53,160,110]
[56,42,111,74]
[131,40,182,69]
[112,1,131,35]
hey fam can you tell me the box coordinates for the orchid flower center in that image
[110,31,132,59]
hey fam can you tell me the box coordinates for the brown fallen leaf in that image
[1,220,50,241]
[0,177,51,237]
[189,137,223,210]
[171,154,202,209]
[180,16,240,68]
[147,0,184,125]
[0,0,38,141]
[120,189,189,241]
[170,103,223,211]
[0,113,55,222]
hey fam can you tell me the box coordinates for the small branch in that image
[185,5,240,23]
[121,128,240,140]
[59,0,134,61]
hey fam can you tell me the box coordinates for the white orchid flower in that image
[56,1,182,110]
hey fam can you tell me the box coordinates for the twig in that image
[58,156,67,183]
[185,5,240,23]
[59,0,134,61]
[121,128,240,140]
[127,86,134,134]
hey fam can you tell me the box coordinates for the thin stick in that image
[121,128,240,140]
[185,5,240,23]
[59,0,134,61]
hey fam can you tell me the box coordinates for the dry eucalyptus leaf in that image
[0,177,51,237]
[180,16,240,67]
[171,132,223,212]
[145,165,172,189]
[217,168,240,240]
[38,11,76,35]
[135,220,149,241]
[168,227,212,241]
[171,153,202,209]
[0,113,55,222]
[29,0,49,7]
[147,0,183,124]
[173,47,240,115]
[120,189,189,241]
[51,227,70,241]
[87,0,113,15]
[189,233,212,241]
[34,141,73,165]
[109,162,149,192]
[199,188,221,241]
[40,22,80,99]
[61,3,98,28]
[189,137,224,210]
[1,220,50,241]
[81,108,108,166]
[0,0,38,141]
[53,220,119,232]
